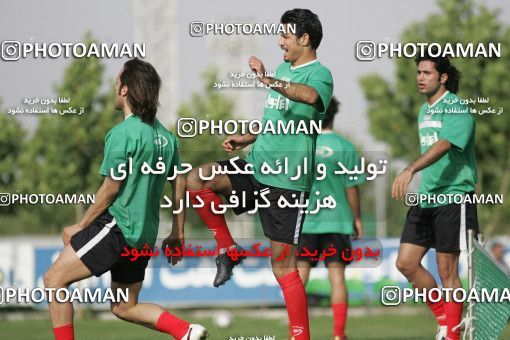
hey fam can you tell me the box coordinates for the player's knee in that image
[111,303,132,321]
[328,272,345,287]
[43,270,54,288]
[395,258,417,277]
[187,165,219,192]
[437,266,456,284]
[44,268,63,288]
[186,167,204,191]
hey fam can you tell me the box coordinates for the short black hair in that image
[281,9,323,49]
[415,53,461,94]
[120,58,161,125]
[322,96,340,129]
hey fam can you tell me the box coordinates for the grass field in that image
[1,308,509,339]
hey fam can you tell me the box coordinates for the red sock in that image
[156,311,190,339]
[444,301,463,340]
[53,324,74,340]
[426,289,446,326]
[332,302,347,337]
[276,270,310,340]
[189,189,235,250]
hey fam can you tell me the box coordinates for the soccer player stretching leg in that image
[44,59,208,340]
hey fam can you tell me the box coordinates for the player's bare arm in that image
[62,177,122,245]
[249,56,320,106]
[162,174,186,265]
[346,186,363,238]
[391,139,452,200]
[222,133,258,153]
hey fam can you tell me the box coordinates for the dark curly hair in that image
[415,53,461,94]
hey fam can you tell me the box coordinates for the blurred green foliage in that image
[360,0,510,235]
[0,35,120,234]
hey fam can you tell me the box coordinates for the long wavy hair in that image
[119,58,161,124]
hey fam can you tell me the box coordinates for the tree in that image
[17,35,120,233]
[175,67,237,167]
[0,99,26,216]
[360,0,510,235]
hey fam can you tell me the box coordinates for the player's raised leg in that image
[186,162,246,287]
[44,244,94,339]
[186,162,236,251]
[110,281,208,340]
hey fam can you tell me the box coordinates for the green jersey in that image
[99,114,181,248]
[417,91,477,208]
[246,60,333,192]
[302,132,365,234]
